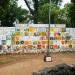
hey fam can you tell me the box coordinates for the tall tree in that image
[71,0,75,3]
[0,0,10,25]
[39,0,62,6]
[24,0,62,24]
[64,3,75,27]
[24,0,38,23]
[0,0,28,27]
[69,4,75,27]
[0,0,9,8]
[38,3,62,24]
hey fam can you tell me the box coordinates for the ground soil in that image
[0,52,75,75]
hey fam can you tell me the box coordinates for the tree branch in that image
[24,0,34,16]
[71,0,75,3]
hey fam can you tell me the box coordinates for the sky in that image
[18,0,71,10]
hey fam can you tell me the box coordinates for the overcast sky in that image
[18,0,71,10]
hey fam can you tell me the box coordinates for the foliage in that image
[24,0,38,23]
[68,3,75,27]
[34,64,75,75]
[38,3,65,24]
[64,3,75,27]
[39,0,62,6]
[24,0,62,23]
[0,0,28,27]
[71,0,75,3]
[0,0,9,8]
[0,0,75,27]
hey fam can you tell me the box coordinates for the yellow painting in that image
[15,32,21,36]
[58,28,62,32]
[24,40,29,45]
[29,27,36,32]
[45,40,48,44]
[50,28,54,32]
[42,32,46,36]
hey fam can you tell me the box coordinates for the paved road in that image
[0,52,75,75]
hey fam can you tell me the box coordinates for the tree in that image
[39,0,62,6]
[71,0,75,3]
[16,7,28,23]
[0,0,10,24]
[68,4,75,27]
[38,3,64,24]
[0,0,28,27]
[56,9,65,24]
[0,0,17,26]
[64,3,75,27]
[24,0,38,23]
[0,0,9,8]
[24,0,62,24]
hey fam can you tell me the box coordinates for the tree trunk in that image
[71,0,75,3]
[33,0,38,23]
[24,0,38,24]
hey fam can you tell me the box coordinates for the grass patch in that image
[0,61,9,64]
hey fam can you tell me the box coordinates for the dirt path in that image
[0,52,75,75]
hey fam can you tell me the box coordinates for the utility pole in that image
[0,20,1,26]
[44,0,52,62]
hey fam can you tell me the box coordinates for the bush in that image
[33,64,75,75]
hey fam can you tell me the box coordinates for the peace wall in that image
[0,24,75,53]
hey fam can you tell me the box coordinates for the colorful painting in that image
[0,24,75,52]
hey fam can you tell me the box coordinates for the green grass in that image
[0,61,8,64]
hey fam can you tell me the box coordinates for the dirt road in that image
[0,52,75,75]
